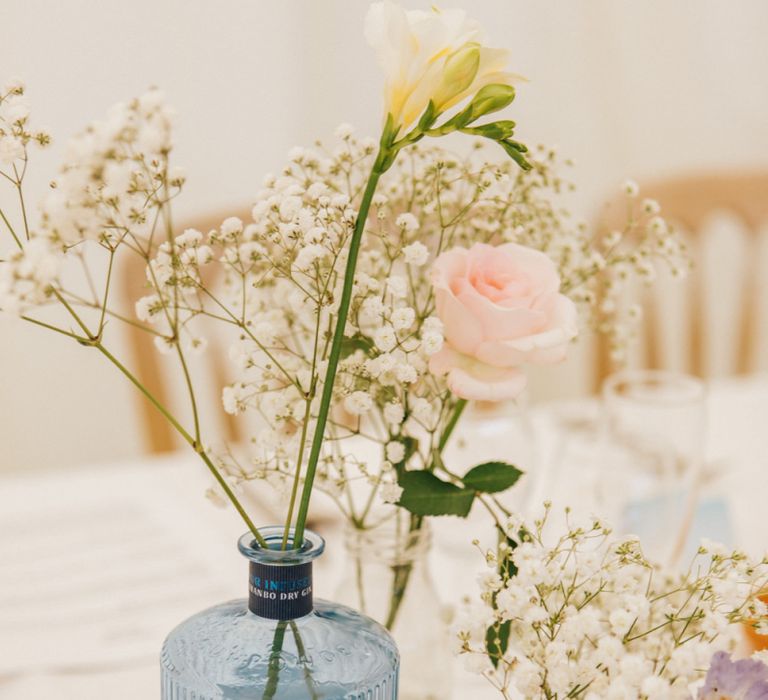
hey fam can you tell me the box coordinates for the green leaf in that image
[339,333,373,360]
[486,620,511,668]
[500,535,519,579]
[486,535,518,667]
[463,461,523,493]
[397,470,475,517]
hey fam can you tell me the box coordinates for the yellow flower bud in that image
[432,43,481,109]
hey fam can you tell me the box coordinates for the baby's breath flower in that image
[395,212,419,232]
[379,480,403,504]
[391,306,415,331]
[383,402,405,426]
[334,122,354,139]
[623,179,639,196]
[385,440,405,463]
[373,326,397,352]
[421,332,443,356]
[457,506,767,699]
[344,391,373,415]
[402,241,429,265]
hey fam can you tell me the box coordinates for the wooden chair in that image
[119,209,251,453]
[593,171,768,392]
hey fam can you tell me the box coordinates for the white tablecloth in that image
[1,375,766,699]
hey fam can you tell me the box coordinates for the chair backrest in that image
[119,209,251,453]
[594,171,768,391]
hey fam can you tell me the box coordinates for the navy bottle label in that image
[248,561,313,620]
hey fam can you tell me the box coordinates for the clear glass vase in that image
[450,397,536,509]
[161,527,400,699]
[334,518,453,700]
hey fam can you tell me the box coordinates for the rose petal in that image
[427,345,465,375]
[475,297,577,366]
[428,345,527,401]
[455,278,548,341]
[432,250,486,355]
[497,242,561,295]
[446,366,526,401]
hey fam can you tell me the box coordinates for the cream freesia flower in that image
[365,0,523,131]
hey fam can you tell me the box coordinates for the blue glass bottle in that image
[161,527,399,699]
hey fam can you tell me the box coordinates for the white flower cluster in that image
[40,88,180,247]
[0,81,58,314]
[136,225,213,354]
[1,86,183,323]
[456,505,768,700]
[0,238,60,313]
[0,78,50,168]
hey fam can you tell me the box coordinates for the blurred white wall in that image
[2,0,768,472]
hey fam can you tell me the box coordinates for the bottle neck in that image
[248,559,314,620]
[238,528,324,621]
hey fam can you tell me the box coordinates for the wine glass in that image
[600,369,706,566]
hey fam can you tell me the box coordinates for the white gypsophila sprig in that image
[0,80,56,313]
[0,81,267,540]
[1,87,187,327]
[0,78,50,170]
[40,88,180,248]
[455,504,768,700]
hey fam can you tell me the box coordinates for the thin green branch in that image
[97,249,116,335]
[12,165,30,240]
[0,208,22,249]
[21,315,89,342]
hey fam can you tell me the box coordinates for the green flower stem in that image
[262,620,288,700]
[438,398,467,452]
[384,528,416,630]
[289,620,319,700]
[281,390,314,550]
[291,153,387,547]
[383,398,470,629]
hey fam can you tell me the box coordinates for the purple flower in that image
[698,651,768,700]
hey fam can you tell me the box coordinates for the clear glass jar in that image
[334,518,453,700]
[600,370,707,567]
[448,397,536,509]
[161,527,400,699]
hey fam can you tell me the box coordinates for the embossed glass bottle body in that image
[161,528,399,699]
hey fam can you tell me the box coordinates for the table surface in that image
[1,374,767,699]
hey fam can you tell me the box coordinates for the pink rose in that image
[428,242,577,401]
